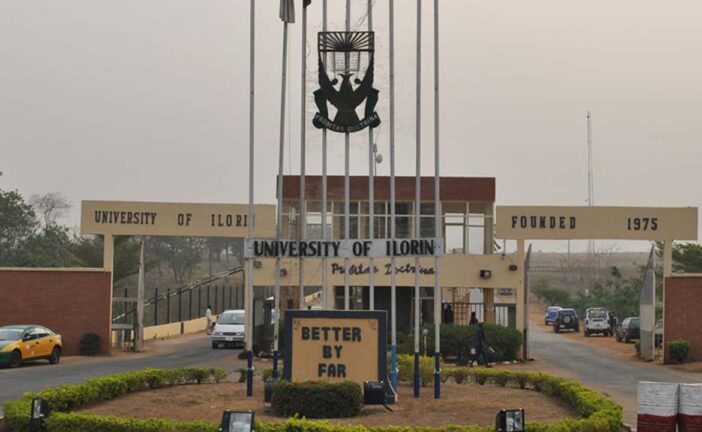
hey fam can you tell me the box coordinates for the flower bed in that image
[3,367,621,432]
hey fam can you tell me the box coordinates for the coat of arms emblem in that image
[313,31,381,133]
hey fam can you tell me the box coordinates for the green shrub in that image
[260,366,284,381]
[3,367,621,432]
[395,354,441,387]
[668,339,692,364]
[3,368,226,432]
[271,381,362,418]
[398,324,522,363]
[79,332,100,356]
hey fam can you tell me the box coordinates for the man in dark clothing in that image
[473,322,491,367]
[469,311,478,326]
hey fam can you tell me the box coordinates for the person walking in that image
[469,311,478,326]
[473,322,491,367]
[206,305,213,335]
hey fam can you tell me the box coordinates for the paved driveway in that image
[529,322,700,426]
[0,334,246,416]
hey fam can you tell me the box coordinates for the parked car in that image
[211,310,245,349]
[0,325,63,368]
[544,306,562,325]
[553,309,579,333]
[615,317,640,343]
[584,307,612,337]
[655,319,663,348]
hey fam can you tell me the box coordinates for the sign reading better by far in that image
[81,201,276,238]
[496,206,698,241]
[245,238,444,258]
[283,310,387,386]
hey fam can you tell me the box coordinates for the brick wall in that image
[0,269,112,356]
[664,276,702,363]
[282,175,496,202]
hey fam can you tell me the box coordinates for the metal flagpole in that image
[245,0,256,397]
[343,0,351,311]
[367,0,375,311]
[274,4,292,379]
[388,0,398,392]
[321,0,329,310]
[413,0,422,398]
[433,0,441,399]
[299,0,309,311]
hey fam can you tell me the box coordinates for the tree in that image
[29,192,71,229]
[0,189,37,265]
[671,243,702,273]
[13,225,78,267]
[149,237,205,284]
[72,235,146,283]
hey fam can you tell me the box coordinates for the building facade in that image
[250,175,523,333]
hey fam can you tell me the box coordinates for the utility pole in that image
[586,111,594,296]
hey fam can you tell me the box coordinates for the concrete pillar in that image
[515,240,526,359]
[484,289,495,324]
[103,234,114,354]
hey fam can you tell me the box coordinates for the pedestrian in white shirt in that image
[206,305,213,334]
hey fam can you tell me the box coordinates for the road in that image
[529,321,699,426]
[0,334,246,416]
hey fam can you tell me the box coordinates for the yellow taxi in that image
[0,325,63,368]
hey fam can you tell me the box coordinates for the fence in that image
[113,283,244,328]
[448,302,516,329]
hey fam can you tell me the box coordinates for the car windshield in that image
[0,328,24,341]
[218,313,244,325]
[561,310,576,316]
[588,310,607,319]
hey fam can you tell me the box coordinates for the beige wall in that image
[251,254,522,290]
[81,201,276,238]
[143,316,214,340]
[496,206,698,241]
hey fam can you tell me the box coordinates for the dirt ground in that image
[78,381,577,427]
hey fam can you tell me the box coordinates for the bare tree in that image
[29,192,71,229]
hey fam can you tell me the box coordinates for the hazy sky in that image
[1,0,700,252]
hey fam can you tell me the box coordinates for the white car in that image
[584,307,612,337]
[211,309,245,349]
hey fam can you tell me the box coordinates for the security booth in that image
[249,175,524,336]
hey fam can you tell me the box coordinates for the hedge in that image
[395,354,442,387]
[3,368,226,432]
[441,368,622,432]
[3,367,621,432]
[271,381,363,418]
[396,324,522,363]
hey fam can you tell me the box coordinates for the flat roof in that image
[281,176,495,202]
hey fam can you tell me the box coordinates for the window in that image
[394,203,411,238]
[420,203,437,238]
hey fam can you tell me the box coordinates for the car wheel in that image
[49,347,61,364]
[585,330,590,337]
[212,342,218,349]
[574,326,579,333]
[9,350,22,368]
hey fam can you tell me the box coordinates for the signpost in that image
[283,310,387,387]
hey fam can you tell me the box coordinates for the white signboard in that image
[245,238,444,259]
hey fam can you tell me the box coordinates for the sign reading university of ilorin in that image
[81,201,276,238]
[283,310,387,386]
[496,206,698,241]
[244,238,444,259]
